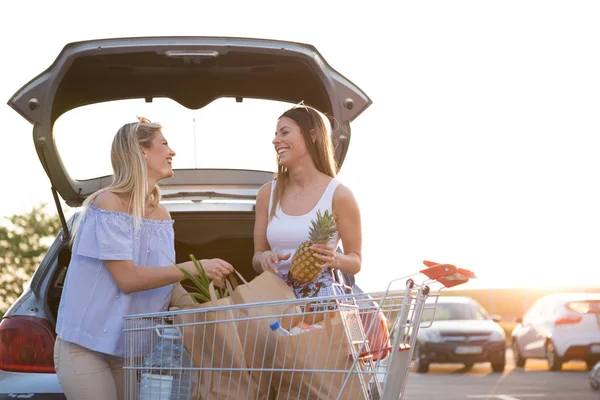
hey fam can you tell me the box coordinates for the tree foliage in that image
[0,204,62,313]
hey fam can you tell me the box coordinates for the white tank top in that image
[266,178,341,275]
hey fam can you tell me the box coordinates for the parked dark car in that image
[0,36,376,398]
[413,296,506,373]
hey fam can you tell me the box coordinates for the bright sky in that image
[1,1,600,293]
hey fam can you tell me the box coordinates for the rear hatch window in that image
[54,97,287,180]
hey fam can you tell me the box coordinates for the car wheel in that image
[546,341,563,371]
[586,360,597,371]
[491,352,506,373]
[512,340,526,367]
[414,345,429,373]
[491,360,506,373]
[591,362,600,391]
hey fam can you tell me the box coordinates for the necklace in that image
[291,185,306,200]
[291,180,329,200]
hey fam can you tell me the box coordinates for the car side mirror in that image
[515,316,523,324]
[491,314,502,323]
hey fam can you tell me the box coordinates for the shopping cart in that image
[123,260,475,400]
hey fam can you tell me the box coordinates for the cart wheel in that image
[422,286,430,296]
[406,279,415,289]
[546,341,562,371]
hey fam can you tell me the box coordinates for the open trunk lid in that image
[8,37,371,232]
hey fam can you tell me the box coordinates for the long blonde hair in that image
[70,117,163,243]
[269,105,338,219]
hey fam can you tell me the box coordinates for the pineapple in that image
[175,254,227,304]
[289,210,338,283]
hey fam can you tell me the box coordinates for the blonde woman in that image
[252,106,362,298]
[53,117,233,400]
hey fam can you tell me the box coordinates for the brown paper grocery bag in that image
[173,282,259,400]
[271,310,370,400]
[226,271,301,400]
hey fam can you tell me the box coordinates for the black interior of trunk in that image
[52,50,331,122]
[46,211,259,322]
[171,211,259,282]
[176,237,256,279]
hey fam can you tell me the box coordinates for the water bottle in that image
[269,320,291,336]
[139,325,193,400]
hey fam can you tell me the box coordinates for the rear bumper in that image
[553,327,600,357]
[0,370,65,399]
[561,343,600,362]
[0,395,66,400]
[418,340,506,364]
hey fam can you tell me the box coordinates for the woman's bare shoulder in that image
[259,180,273,193]
[257,181,274,200]
[91,191,124,212]
[153,204,173,221]
[333,182,356,201]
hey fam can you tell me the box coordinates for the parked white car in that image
[510,292,600,371]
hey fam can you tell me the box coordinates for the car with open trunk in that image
[0,36,378,398]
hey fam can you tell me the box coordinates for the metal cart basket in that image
[123,261,475,400]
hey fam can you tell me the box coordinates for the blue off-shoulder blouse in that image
[55,205,175,356]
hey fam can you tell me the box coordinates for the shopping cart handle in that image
[420,260,477,288]
[154,324,183,340]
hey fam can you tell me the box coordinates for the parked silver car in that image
[0,36,372,399]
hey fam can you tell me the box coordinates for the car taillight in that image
[566,300,600,314]
[555,315,582,325]
[0,316,56,373]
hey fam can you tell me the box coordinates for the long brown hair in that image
[269,105,338,219]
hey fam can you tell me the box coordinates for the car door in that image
[525,299,554,358]
[518,300,544,358]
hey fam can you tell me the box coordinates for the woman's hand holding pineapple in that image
[258,250,291,273]
[309,243,337,269]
